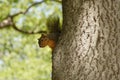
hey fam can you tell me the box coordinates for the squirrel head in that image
[38,34,56,49]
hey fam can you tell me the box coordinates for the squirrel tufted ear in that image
[38,34,46,40]
[41,33,46,36]
[41,33,49,37]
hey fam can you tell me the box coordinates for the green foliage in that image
[0,0,62,80]
[0,28,52,80]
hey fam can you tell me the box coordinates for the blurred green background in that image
[0,0,62,80]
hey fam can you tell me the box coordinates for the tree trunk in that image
[52,0,120,80]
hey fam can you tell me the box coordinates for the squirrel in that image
[38,14,61,50]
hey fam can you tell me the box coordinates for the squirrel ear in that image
[38,34,46,40]
[41,33,48,38]
[41,34,44,36]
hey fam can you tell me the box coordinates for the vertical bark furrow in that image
[53,0,120,80]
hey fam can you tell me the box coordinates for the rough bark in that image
[53,0,120,80]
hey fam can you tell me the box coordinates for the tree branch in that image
[9,16,46,34]
[0,1,45,34]
[12,23,47,34]
[10,1,44,17]
[0,0,61,34]
[9,0,61,18]
[0,17,12,29]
